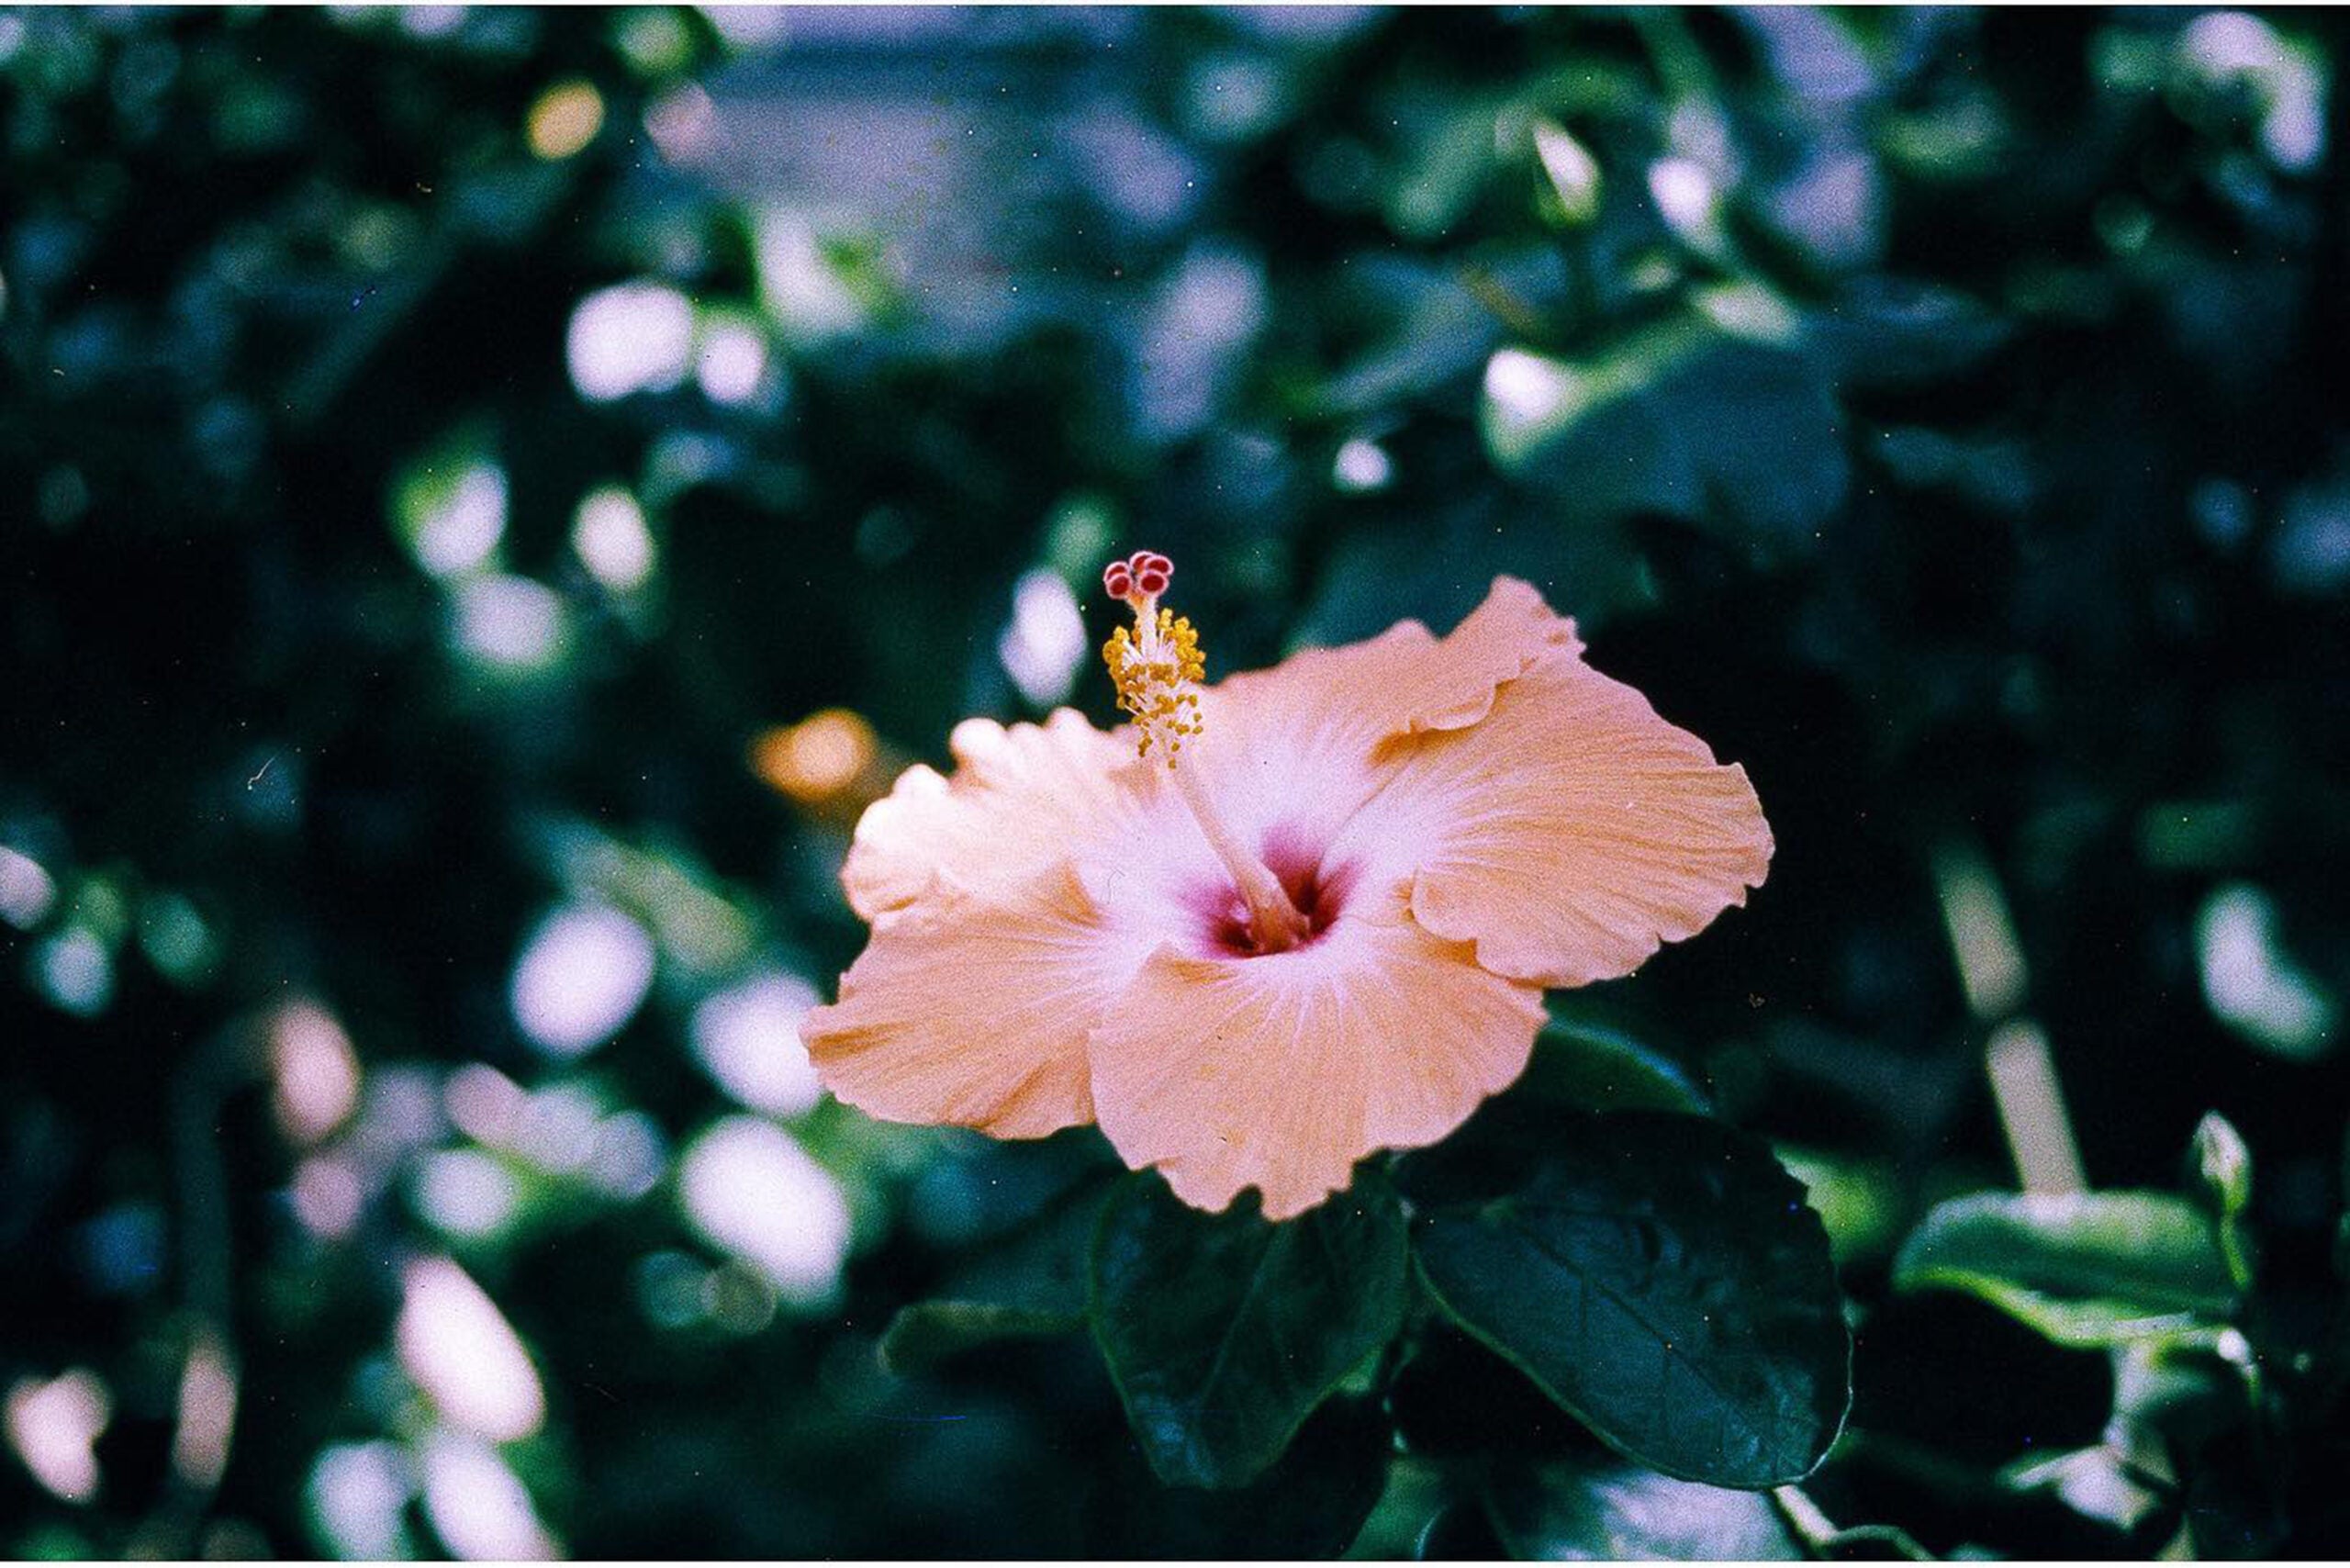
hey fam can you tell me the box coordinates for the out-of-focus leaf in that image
[1774,1146,1907,1266]
[1385,100,1502,241]
[1808,276,2011,389]
[2195,883,2338,1061]
[1482,286,1847,553]
[1413,1111,1851,1489]
[878,1301,1081,1374]
[1531,118,1603,227]
[1304,249,1553,420]
[1483,1459,1803,1560]
[1415,1501,1510,1560]
[1089,1170,1408,1490]
[1517,1015,1710,1114]
[1295,502,1648,653]
[2111,1336,2242,1451]
[1081,1395,1389,1556]
[878,1180,1107,1373]
[2001,1444,2170,1535]
[1892,1191,2238,1348]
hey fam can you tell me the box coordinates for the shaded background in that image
[4,4,2347,1557]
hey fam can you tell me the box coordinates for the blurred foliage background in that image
[5,3,2350,1558]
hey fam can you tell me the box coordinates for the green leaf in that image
[1292,498,1648,655]
[1484,1460,1803,1560]
[1387,1327,1604,1461]
[877,1180,1104,1374]
[1412,1111,1851,1489]
[1807,276,2011,391]
[1892,1190,2239,1348]
[1774,1146,1906,1266]
[1521,1016,1710,1114]
[1482,288,1848,554]
[1088,1170,1409,1490]
[878,1301,1081,1374]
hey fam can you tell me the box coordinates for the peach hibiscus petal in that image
[1087,887,1548,1220]
[1181,577,1584,857]
[802,866,1126,1138]
[1203,575,1579,758]
[841,709,1142,920]
[1348,652,1772,990]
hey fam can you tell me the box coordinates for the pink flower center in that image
[1188,830,1355,959]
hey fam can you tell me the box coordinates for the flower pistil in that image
[1102,552,1309,953]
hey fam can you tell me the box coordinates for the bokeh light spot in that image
[453,574,566,672]
[5,1369,110,1505]
[690,971,823,1116]
[695,317,769,406]
[406,461,507,579]
[172,1328,238,1490]
[509,907,657,1053]
[572,486,655,592]
[308,1441,414,1561]
[415,1149,520,1238]
[678,1116,851,1303]
[34,928,112,1017]
[0,845,57,929]
[292,1155,364,1240]
[1333,437,1393,494]
[525,79,603,161]
[754,211,866,341]
[566,281,695,402]
[752,708,877,805]
[270,999,363,1145]
[421,1429,559,1561]
[2198,884,2337,1059]
[997,568,1088,706]
[395,1257,546,1443]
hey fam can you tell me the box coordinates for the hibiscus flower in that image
[802,554,1771,1219]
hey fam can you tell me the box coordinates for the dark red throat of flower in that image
[1192,834,1352,958]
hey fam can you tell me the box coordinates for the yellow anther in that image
[1103,607,1206,764]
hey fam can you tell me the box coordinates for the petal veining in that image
[1086,885,1548,1219]
[841,708,1144,920]
[1178,576,1583,872]
[803,865,1140,1138]
[1346,651,1772,990]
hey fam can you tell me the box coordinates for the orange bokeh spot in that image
[752,709,878,805]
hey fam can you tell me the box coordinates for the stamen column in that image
[1102,552,1310,953]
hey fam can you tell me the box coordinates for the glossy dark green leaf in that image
[1413,1111,1850,1488]
[1892,1191,2238,1348]
[1388,1326,1605,1462]
[1484,1460,1803,1560]
[1088,1171,1409,1490]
